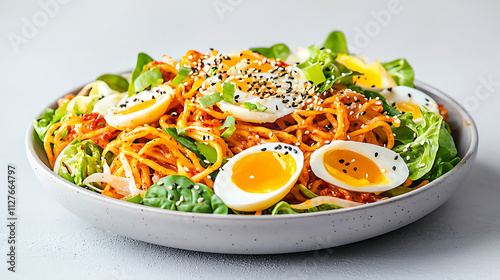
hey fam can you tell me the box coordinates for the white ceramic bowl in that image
[26,80,478,254]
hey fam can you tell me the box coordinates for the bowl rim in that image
[26,79,479,221]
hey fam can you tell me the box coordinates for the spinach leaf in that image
[125,194,143,204]
[250,43,290,61]
[164,127,218,164]
[381,58,415,88]
[128,52,154,96]
[133,67,163,92]
[96,74,129,92]
[142,175,228,214]
[348,85,401,116]
[318,30,349,55]
[393,107,443,180]
[53,139,103,187]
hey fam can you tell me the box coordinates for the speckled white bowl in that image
[26,80,478,254]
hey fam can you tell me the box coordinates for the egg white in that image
[201,62,309,123]
[213,142,304,212]
[379,86,440,123]
[310,141,409,193]
[104,85,174,130]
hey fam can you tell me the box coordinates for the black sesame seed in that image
[392,166,397,171]
[342,169,347,173]
[261,148,267,151]
[375,152,379,157]
[197,190,203,195]
[275,145,282,150]
[168,195,174,200]
[186,185,194,189]
[394,155,399,160]
[345,162,350,166]
[172,183,178,187]
[339,159,345,164]
[353,167,358,171]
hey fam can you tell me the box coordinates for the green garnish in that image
[133,67,164,93]
[96,74,129,92]
[199,92,223,107]
[171,66,192,86]
[219,116,236,138]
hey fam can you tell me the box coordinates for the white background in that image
[1,0,499,279]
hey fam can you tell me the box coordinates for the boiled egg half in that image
[200,51,310,123]
[310,141,409,193]
[104,85,174,130]
[379,86,440,123]
[213,142,304,212]
[336,54,397,89]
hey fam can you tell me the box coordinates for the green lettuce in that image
[250,43,290,61]
[142,175,228,214]
[392,107,460,181]
[381,58,415,88]
[53,139,103,187]
[318,30,349,55]
[33,100,70,141]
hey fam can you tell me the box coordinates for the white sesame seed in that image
[197,197,204,203]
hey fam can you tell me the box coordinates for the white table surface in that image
[1,0,499,279]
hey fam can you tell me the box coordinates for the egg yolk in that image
[117,99,156,115]
[323,149,385,187]
[336,54,384,88]
[395,102,422,119]
[219,50,275,73]
[231,151,296,193]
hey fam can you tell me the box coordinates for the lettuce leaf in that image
[250,43,290,61]
[53,139,103,187]
[318,30,349,55]
[381,58,415,88]
[392,107,460,181]
[33,100,70,141]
